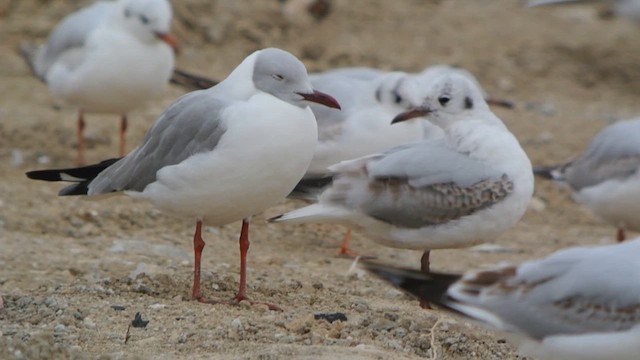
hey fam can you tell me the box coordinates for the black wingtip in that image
[532,165,558,180]
[267,214,283,223]
[26,169,63,181]
[362,261,461,307]
[170,68,219,90]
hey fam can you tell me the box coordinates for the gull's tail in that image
[18,43,45,82]
[170,68,219,91]
[362,262,461,312]
[26,158,121,196]
[268,203,352,224]
[532,163,568,181]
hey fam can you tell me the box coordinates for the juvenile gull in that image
[365,238,640,360]
[26,48,340,310]
[534,118,640,241]
[20,0,178,164]
[292,71,428,256]
[272,73,533,273]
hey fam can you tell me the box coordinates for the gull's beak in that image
[391,106,431,124]
[156,32,179,54]
[297,90,341,110]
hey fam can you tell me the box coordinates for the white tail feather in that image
[271,203,353,224]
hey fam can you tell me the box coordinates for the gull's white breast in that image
[138,93,318,225]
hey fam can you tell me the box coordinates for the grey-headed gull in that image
[365,237,640,360]
[20,0,178,164]
[291,71,428,256]
[26,48,340,310]
[272,73,533,274]
[528,0,640,23]
[534,118,640,241]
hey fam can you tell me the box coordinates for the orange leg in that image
[192,220,206,301]
[119,115,128,156]
[76,110,85,165]
[617,228,626,242]
[191,219,281,311]
[336,228,375,259]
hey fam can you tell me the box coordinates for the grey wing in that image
[564,120,640,190]
[88,90,228,194]
[35,1,112,76]
[325,141,513,228]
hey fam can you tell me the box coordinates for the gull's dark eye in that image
[438,96,450,106]
[124,9,131,17]
[272,74,284,81]
[139,15,149,24]
[393,92,403,104]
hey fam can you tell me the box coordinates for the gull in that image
[416,64,514,109]
[271,73,534,274]
[527,0,640,23]
[291,71,428,256]
[534,118,640,241]
[20,0,178,164]
[26,48,340,310]
[364,238,640,360]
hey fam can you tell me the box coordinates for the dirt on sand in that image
[1,0,640,359]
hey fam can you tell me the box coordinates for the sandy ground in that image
[1,0,640,359]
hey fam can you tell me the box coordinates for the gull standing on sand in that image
[365,238,640,360]
[272,73,533,273]
[534,118,640,241]
[26,48,341,310]
[20,0,178,164]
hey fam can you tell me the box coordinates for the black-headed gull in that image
[20,0,178,164]
[26,48,340,310]
[291,71,427,256]
[416,64,514,109]
[534,118,640,241]
[272,73,533,274]
[365,237,640,360]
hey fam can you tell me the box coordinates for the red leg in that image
[229,219,281,311]
[335,228,376,259]
[419,250,432,309]
[119,115,128,156]
[77,110,85,165]
[617,228,626,242]
[336,228,353,256]
[192,220,206,301]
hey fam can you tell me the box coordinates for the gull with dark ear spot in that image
[19,0,177,164]
[534,118,640,242]
[416,64,515,109]
[364,238,640,360]
[288,71,428,256]
[26,48,340,311]
[271,73,533,282]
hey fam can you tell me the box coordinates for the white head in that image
[251,48,341,110]
[115,0,178,50]
[392,74,489,128]
[372,72,422,112]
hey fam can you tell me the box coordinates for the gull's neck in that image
[208,51,259,101]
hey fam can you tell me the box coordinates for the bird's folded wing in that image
[323,140,513,228]
[88,90,229,194]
